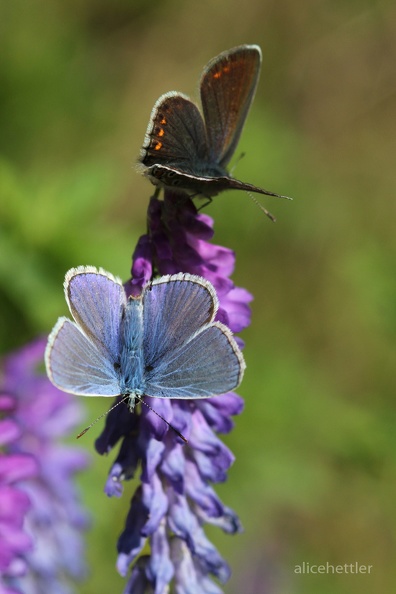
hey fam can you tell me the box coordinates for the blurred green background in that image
[1,1,395,593]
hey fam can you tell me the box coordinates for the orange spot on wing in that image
[213,65,230,79]
[155,142,162,151]
[158,129,165,137]
[160,117,167,124]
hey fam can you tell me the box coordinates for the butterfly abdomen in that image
[119,298,146,397]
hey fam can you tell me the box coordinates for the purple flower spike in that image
[96,192,250,592]
[0,339,89,593]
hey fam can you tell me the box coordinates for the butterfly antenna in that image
[246,191,277,222]
[135,395,188,444]
[230,152,246,176]
[76,395,129,439]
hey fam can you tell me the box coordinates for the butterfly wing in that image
[45,317,120,396]
[145,321,245,399]
[143,273,218,362]
[142,274,245,399]
[139,92,209,170]
[64,266,126,363]
[200,44,262,168]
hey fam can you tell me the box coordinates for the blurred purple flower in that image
[0,339,90,594]
[97,192,251,593]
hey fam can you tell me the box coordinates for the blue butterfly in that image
[45,266,245,410]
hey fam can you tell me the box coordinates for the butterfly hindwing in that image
[45,317,120,396]
[144,321,245,399]
[142,274,245,398]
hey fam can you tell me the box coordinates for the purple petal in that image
[183,213,214,240]
[117,488,148,571]
[0,394,16,413]
[167,491,230,582]
[0,521,33,571]
[220,286,253,332]
[169,402,193,440]
[0,420,21,446]
[128,234,154,297]
[0,455,38,484]
[193,242,235,278]
[171,538,224,594]
[0,486,31,521]
[189,410,235,464]
[95,398,137,455]
[205,393,244,416]
[139,437,165,483]
[104,463,125,497]
[104,432,140,495]
[191,448,231,483]
[160,443,185,493]
[195,401,234,434]
[146,521,174,593]
[141,397,172,441]
[196,506,243,535]
[196,393,244,433]
[123,556,151,594]
[184,461,224,517]
[141,474,168,536]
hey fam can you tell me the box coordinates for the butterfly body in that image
[45,267,245,409]
[138,46,287,201]
[144,164,285,199]
[118,297,145,408]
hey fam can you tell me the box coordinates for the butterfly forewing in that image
[65,266,126,364]
[45,318,120,396]
[142,273,218,370]
[140,92,209,170]
[144,321,245,399]
[200,45,262,168]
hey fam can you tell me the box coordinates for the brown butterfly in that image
[138,45,290,219]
